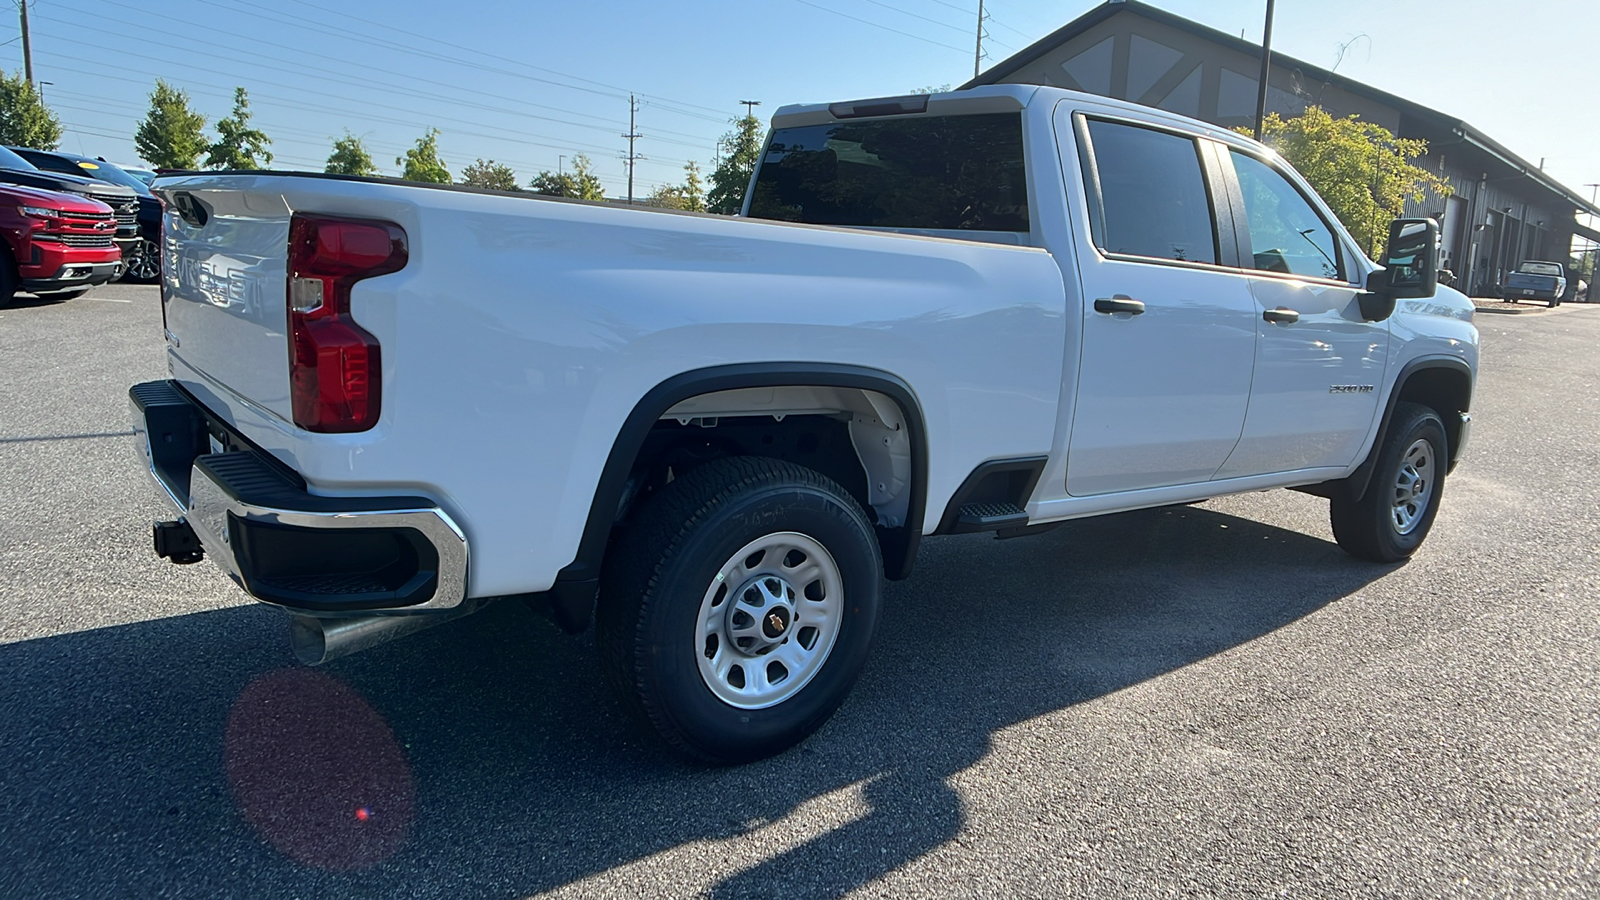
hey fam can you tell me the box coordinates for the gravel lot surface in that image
[1,284,1596,898]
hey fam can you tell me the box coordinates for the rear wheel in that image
[595,456,883,764]
[1330,402,1447,562]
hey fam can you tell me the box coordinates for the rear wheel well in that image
[610,384,921,581]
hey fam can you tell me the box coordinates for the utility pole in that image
[974,0,986,81]
[558,155,565,176]
[18,0,33,85]
[622,94,644,204]
[739,99,761,119]
[1253,0,1275,141]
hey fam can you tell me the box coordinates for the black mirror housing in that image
[1379,217,1440,300]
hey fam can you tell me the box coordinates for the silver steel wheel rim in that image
[695,531,844,710]
[1391,438,1435,535]
[127,240,160,281]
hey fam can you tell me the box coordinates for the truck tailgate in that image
[161,185,294,420]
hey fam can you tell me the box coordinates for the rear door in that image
[1058,111,1258,496]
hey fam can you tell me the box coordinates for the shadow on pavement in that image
[0,505,1390,898]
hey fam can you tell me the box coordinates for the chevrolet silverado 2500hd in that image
[131,85,1477,763]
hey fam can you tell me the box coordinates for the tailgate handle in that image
[1093,296,1145,315]
[170,192,209,228]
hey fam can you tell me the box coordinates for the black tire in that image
[0,246,16,307]
[121,239,161,284]
[1549,298,1560,308]
[595,456,883,764]
[1330,402,1447,562]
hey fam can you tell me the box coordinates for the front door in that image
[1062,114,1258,497]
[1213,148,1388,478]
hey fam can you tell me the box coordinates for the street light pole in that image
[1252,0,1275,142]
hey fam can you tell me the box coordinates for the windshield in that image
[0,145,37,171]
[69,159,150,192]
[748,113,1029,232]
[1518,262,1562,276]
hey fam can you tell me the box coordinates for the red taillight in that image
[287,215,408,432]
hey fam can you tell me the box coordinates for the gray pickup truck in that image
[1503,260,1567,307]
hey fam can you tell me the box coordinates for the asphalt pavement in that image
[0,284,1596,898]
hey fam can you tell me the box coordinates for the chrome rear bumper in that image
[130,380,469,612]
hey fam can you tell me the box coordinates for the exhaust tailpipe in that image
[289,601,483,666]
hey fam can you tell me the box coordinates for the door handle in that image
[1263,307,1300,324]
[1093,296,1146,315]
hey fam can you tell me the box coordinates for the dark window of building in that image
[1229,150,1343,281]
[1079,119,1217,264]
[747,113,1029,232]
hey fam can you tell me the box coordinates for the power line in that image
[42,7,718,153]
[789,0,970,54]
[30,37,699,178]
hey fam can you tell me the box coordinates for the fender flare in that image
[1345,355,1473,502]
[528,363,930,632]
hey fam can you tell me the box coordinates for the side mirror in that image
[1360,217,1439,321]
[1376,217,1440,300]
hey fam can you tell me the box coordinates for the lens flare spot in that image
[225,668,413,870]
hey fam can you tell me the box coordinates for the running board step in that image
[955,501,1028,531]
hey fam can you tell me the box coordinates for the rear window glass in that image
[1518,262,1562,276]
[1079,119,1217,265]
[747,113,1029,232]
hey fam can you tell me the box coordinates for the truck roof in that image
[771,83,1264,151]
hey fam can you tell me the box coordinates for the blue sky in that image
[18,0,1600,211]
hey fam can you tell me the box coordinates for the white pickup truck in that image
[132,85,1477,763]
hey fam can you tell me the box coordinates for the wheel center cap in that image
[725,574,798,657]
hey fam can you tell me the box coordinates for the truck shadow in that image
[0,505,1391,898]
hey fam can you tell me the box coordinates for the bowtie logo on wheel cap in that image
[763,608,790,639]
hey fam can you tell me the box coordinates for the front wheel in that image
[1330,402,1447,562]
[595,456,883,764]
[122,239,161,284]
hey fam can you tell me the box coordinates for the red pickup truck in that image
[0,183,124,304]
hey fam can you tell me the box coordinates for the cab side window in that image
[1229,150,1343,281]
[1079,119,1218,265]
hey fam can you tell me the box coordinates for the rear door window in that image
[747,113,1029,232]
[1078,119,1218,265]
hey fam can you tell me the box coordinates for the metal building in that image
[965,0,1600,296]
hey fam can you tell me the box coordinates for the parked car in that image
[0,146,139,267]
[1502,260,1566,307]
[132,84,1477,763]
[0,182,123,303]
[116,164,157,186]
[8,148,161,284]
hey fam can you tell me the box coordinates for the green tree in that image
[528,153,604,200]
[706,113,764,215]
[0,70,60,150]
[397,128,450,183]
[325,131,377,176]
[646,161,706,211]
[205,87,272,170]
[459,158,519,191]
[135,79,208,169]
[1247,106,1451,258]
